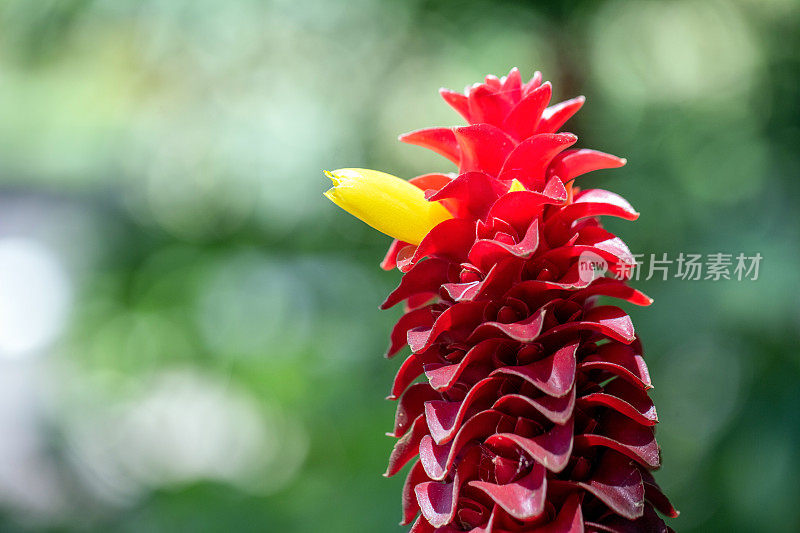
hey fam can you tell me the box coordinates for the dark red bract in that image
[382,69,677,532]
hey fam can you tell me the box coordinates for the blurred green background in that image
[0,0,798,531]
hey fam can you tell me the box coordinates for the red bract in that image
[381,69,676,532]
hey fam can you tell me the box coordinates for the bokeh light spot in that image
[0,238,71,359]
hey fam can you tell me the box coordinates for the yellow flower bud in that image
[323,168,453,245]
[508,179,527,192]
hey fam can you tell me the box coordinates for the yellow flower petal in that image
[323,168,453,245]
[508,179,527,192]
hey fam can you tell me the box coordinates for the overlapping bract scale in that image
[383,69,675,532]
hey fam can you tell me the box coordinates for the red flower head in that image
[325,68,677,532]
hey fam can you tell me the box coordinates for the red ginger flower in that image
[325,68,677,532]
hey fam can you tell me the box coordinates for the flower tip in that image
[323,169,342,189]
[322,171,338,201]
